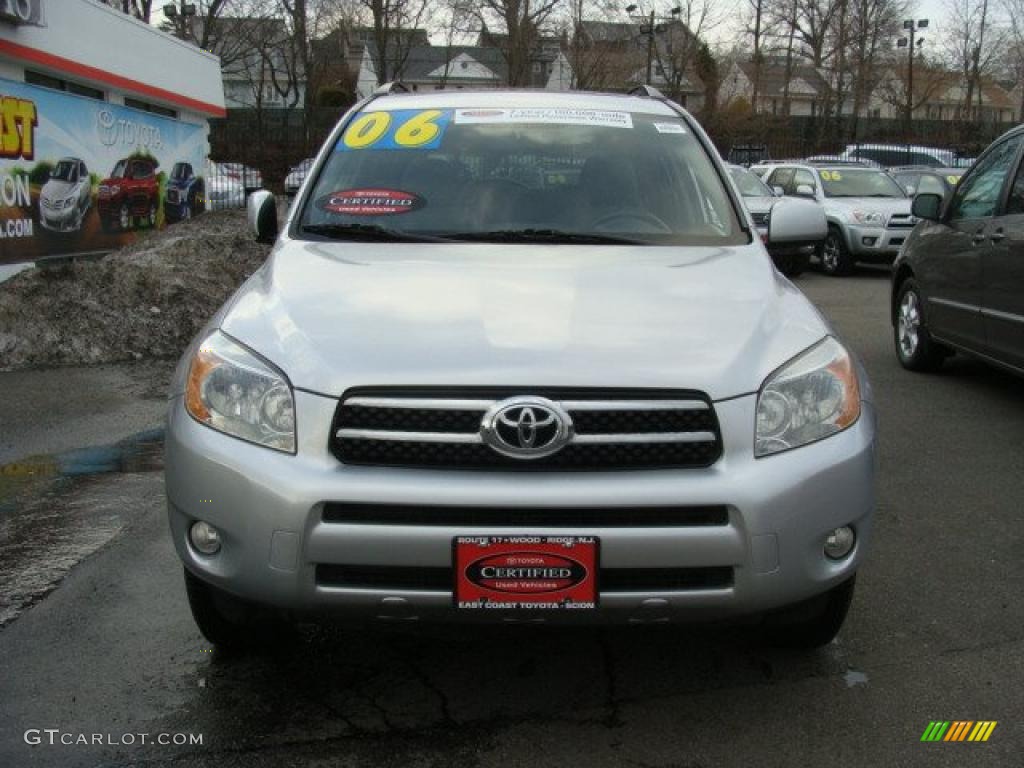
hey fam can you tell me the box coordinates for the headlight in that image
[110,185,121,195]
[185,331,296,453]
[755,337,861,457]
[850,210,884,225]
[65,196,76,206]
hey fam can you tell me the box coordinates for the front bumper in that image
[39,203,80,232]
[844,223,912,260]
[165,391,876,624]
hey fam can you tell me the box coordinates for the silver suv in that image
[764,163,913,276]
[166,88,875,650]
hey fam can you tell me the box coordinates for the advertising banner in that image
[0,77,208,264]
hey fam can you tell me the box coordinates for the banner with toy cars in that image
[0,77,207,264]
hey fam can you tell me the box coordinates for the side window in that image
[768,168,795,195]
[1003,160,1024,215]
[794,169,817,193]
[949,136,1022,220]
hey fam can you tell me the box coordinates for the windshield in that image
[51,160,76,182]
[820,169,906,198]
[729,166,772,197]
[171,163,190,180]
[299,107,744,245]
[110,160,127,179]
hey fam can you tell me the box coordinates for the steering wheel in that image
[590,210,672,233]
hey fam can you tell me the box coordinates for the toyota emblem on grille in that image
[480,397,574,459]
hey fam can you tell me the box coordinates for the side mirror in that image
[911,192,942,222]
[248,189,278,244]
[768,198,827,247]
[772,185,785,197]
[904,185,916,197]
[795,184,816,198]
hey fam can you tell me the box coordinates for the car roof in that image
[368,89,681,116]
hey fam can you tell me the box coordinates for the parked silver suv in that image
[166,88,875,650]
[765,163,913,275]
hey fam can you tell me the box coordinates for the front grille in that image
[750,211,770,227]
[887,213,916,229]
[167,189,180,204]
[330,388,723,471]
[316,564,734,592]
[322,503,729,527]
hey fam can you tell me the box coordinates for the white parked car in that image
[284,158,314,198]
[204,162,246,210]
[219,162,263,194]
[39,157,91,233]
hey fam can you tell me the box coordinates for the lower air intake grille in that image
[322,503,729,527]
[316,564,734,592]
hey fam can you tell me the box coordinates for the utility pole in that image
[625,4,682,87]
[898,18,928,146]
[162,2,197,40]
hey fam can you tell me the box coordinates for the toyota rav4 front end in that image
[165,88,874,650]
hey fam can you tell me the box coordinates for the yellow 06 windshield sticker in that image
[947,175,960,185]
[337,109,453,152]
[820,170,842,181]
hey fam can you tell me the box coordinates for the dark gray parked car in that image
[893,128,1024,374]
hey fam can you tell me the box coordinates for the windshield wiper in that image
[300,223,450,243]
[442,228,646,245]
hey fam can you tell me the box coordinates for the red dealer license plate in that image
[454,535,599,611]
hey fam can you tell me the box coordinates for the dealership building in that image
[0,0,225,266]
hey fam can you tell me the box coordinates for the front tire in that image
[761,576,857,649]
[184,569,286,650]
[894,278,947,371]
[820,227,854,276]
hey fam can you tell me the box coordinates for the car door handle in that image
[990,229,1006,243]
[972,229,987,245]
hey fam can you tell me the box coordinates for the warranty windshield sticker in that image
[653,122,686,134]
[319,188,424,216]
[454,108,633,129]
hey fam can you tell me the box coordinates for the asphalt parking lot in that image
[0,268,1022,767]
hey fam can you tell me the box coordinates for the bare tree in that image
[359,0,432,84]
[1001,0,1024,119]
[474,0,564,86]
[651,0,725,105]
[847,0,906,130]
[945,0,1007,120]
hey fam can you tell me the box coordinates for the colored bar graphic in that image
[921,721,950,741]
[921,721,996,742]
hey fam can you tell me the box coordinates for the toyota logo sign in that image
[480,397,573,459]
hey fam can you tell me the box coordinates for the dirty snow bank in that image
[0,211,269,371]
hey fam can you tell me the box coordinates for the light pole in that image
[163,1,197,40]
[897,18,928,140]
[625,4,681,86]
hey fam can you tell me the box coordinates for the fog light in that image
[861,236,877,246]
[190,521,221,555]
[824,526,855,559]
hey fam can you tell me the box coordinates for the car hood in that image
[824,196,911,217]
[41,179,78,199]
[218,241,832,401]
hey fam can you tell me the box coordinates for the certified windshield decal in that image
[319,188,423,216]
[653,122,686,134]
[454,108,633,129]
